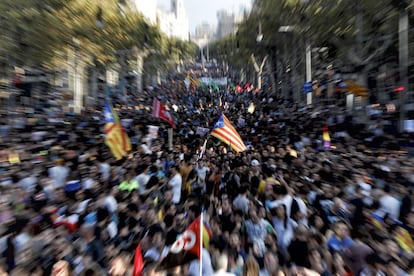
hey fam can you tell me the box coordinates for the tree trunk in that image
[91,64,98,106]
[257,70,262,90]
[266,53,277,97]
[136,53,144,93]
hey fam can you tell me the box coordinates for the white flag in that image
[196,127,210,137]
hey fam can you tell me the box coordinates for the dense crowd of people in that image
[0,82,414,276]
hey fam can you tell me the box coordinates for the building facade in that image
[157,0,189,41]
[195,22,215,40]
[131,0,157,24]
[216,10,244,39]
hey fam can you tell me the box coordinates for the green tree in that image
[63,0,163,66]
[144,36,198,78]
[0,0,75,67]
[0,0,165,69]
[229,0,406,99]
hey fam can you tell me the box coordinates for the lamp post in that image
[72,38,83,114]
[113,47,157,94]
[133,46,145,93]
[398,7,408,132]
[91,55,98,107]
[91,7,105,108]
[279,26,295,102]
[279,25,313,105]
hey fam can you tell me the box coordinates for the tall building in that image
[195,22,215,40]
[216,10,243,39]
[131,0,157,24]
[157,0,189,41]
[192,22,214,53]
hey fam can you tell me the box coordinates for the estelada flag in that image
[211,114,246,153]
[103,102,131,160]
[152,98,175,128]
[156,216,211,271]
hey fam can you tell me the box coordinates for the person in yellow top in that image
[180,158,194,196]
[119,171,139,192]
[259,168,280,196]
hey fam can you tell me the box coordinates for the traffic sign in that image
[303,82,313,93]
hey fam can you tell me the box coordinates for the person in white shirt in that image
[233,186,250,215]
[135,165,151,195]
[189,248,214,276]
[14,225,32,253]
[98,161,110,182]
[82,172,97,191]
[293,195,308,227]
[103,188,118,214]
[195,160,210,192]
[48,159,70,189]
[144,230,167,263]
[376,185,401,220]
[286,187,309,226]
[19,173,37,194]
[213,253,236,276]
[168,166,182,204]
[267,192,294,217]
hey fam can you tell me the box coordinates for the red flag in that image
[156,217,206,271]
[133,244,144,276]
[152,98,175,129]
[173,216,201,258]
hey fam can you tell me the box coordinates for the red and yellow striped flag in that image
[103,102,131,160]
[211,114,246,153]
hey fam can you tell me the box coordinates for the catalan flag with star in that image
[103,102,131,160]
[211,114,246,153]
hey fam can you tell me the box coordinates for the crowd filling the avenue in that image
[0,83,414,276]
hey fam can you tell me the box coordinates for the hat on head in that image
[251,159,260,166]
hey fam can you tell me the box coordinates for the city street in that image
[0,1,414,276]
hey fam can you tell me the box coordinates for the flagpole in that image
[168,128,173,151]
[197,137,209,161]
[199,213,203,276]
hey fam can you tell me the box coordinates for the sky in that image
[157,0,252,32]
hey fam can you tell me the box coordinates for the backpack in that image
[226,173,239,199]
[290,197,300,219]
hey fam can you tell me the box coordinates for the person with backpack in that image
[233,185,250,215]
[221,163,240,200]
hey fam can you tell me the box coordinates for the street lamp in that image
[279,25,312,105]
[256,22,263,43]
[398,4,409,132]
[72,38,83,114]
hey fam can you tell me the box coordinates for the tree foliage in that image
[0,0,197,72]
[211,0,413,94]
[0,0,75,66]
[145,37,198,75]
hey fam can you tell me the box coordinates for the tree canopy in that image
[0,0,197,73]
[211,0,412,89]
